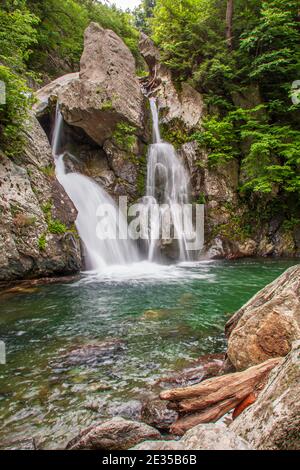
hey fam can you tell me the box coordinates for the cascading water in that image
[142,98,194,261]
[51,105,139,271]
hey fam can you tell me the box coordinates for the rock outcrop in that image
[132,423,251,450]
[226,265,300,370]
[139,33,204,131]
[59,23,145,146]
[231,340,300,450]
[66,417,161,450]
[0,115,81,281]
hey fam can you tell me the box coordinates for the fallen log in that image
[170,397,242,435]
[161,357,282,435]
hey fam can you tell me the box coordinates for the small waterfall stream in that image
[51,99,197,272]
[143,98,193,261]
[51,105,139,271]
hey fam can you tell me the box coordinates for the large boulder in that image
[133,423,251,450]
[59,23,145,146]
[34,73,79,118]
[226,265,300,370]
[66,417,161,450]
[0,115,81,281]
[231,340,300,450]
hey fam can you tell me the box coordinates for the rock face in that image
[231,340,300,450]
[0,115,81,281]
[226,265,300,370]
[140,34,204,131]
[59,23,145,146]
[66,417,161,450]
[133,423,251,450]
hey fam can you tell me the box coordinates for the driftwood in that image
[160,357,282,435]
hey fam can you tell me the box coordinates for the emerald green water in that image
[0,258,297,449]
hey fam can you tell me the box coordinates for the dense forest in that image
[0,0,300,220]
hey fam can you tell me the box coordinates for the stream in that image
[0,258,297,449]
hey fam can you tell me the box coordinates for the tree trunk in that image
[160,357,282,435]
[226,0,234,50]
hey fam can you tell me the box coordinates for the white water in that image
[142,98,194,261]
[51,105,139,271]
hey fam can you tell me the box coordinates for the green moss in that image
[100,99,113,111]
[161,120,190,149]
[112,122,137,151]
[41,200,67,234]
[41,200,52,216]
[38,234,47,251]
[40,165,55,177]
[197,192,206,204]
[48,219,67,235]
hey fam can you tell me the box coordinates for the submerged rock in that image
[231,340,300,450]
[56,339,126,368]
[226,265,300,370]
[66,417,161,450]
[141,399,178,432]
[132,423,251,450]
[156,354,224,389]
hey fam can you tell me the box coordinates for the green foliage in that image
[47,219,67,234]
[0,2,38,155]
[26,0,141,77]
[112,122,137,151]
[41,200,67,234]
[161,120,190,148]
[0,66,34,156]
[100,99,113,111]
[0,0,141,154]
[152,0,300,213]
[38,233,47,251]
[192,115,239,165]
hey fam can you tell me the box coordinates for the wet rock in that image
[226,265,300,370]
[141,399,178,431]
[157,354,224,388]
[105,400,143,422]
[34,73,79,118]
[140,34,204,130]
[231,340,300,450]
[133,423,251,450]
[66,417,161,450]
[57,339,126,368]
[0,115,81,282]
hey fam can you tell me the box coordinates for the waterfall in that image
[51,105,139,271]
[143,98,193,261]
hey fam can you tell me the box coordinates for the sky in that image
[107,0,142,11]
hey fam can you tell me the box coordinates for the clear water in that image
[0,259,297,449]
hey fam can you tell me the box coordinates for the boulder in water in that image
[226,265,300,370]
[141,399,178,432]
[55,339,126,368]
[66,417,161,450]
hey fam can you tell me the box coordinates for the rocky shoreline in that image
[61,265,300,451]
